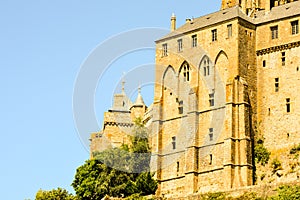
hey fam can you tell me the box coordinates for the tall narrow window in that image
[195,150,199,170]
[176,161,180,172]
[172,136,176,149]
[275,78,279,92]
[286,98,291,113]
[162,43,168,57]
[177,39,183,52]
[209,128,214,141]
[212,29,217,41]
[227,24,232,38]
[204,60,210,76]
[204,60,207,76]
[263,60,266,67]
[209,93,215,107]
[291,20,299,35]
[271,26,278,39]
[209,154,213,165]
[181,63,190,81]
[282,52,286,66]
[207,65,210,76]
[192,34,197,47]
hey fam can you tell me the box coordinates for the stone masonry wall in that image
[256,14,300,185]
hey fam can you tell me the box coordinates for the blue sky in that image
[0,1,219,199]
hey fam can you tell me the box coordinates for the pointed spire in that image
[134,86,145,106]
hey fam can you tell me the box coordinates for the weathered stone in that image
[90,0,300,198]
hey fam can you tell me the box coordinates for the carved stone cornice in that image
[256,41,300,56]
[104,121,133,127]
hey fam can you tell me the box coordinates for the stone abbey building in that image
[91,0,300,198]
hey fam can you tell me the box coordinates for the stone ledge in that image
[256,41,300,56]
[104,121,133,127]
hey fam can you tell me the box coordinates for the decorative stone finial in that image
[122,72,126,94]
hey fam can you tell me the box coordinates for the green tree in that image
[129,118,151,174]
[72,118,157,199]
[254,143,271,166]
[72,158,137,199]
[35,188,76,200]
[95,145,131,173]
[71,159,108,199]
[135,172,158,196]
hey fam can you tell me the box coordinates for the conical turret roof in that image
[133,87,145,107]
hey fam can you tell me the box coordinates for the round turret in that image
[130,87,147,120]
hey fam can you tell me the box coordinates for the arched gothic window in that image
[203,59,210,76]
[180,62,190,81]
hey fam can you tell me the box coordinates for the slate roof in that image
[156,6,252,42]
[157,1,300,42]
[254,1,300,24]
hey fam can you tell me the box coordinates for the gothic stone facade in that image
[90,0,300,198]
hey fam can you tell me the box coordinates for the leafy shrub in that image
[35,188,77,200]
[125,193,145,200]
[234,192,262,200]
[269,185,300,200]
[200,192,227,200]
[255,144,271,166]
[271,158,282,174]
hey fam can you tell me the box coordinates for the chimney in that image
[171,13,176,31]
[186,18,192,23]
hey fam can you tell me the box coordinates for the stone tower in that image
[130,87,147,120]
[90,83,148,157]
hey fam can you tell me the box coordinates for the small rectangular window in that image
[178,100,183,114]
[209,128,214,141]
[271,26,278,39]
[212,29,217,41]
[263,60,266,67]
[162,43,168,57]
[275,78,279,92]
[291,20,299,35]
[192,34,197,47]
[286,98,291,113]
[282,52,286,66]
[176,161,180,172]
[177,39,183,52]
[227,24,232,38]
[172,136,176,149]
[209,93,215,107]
